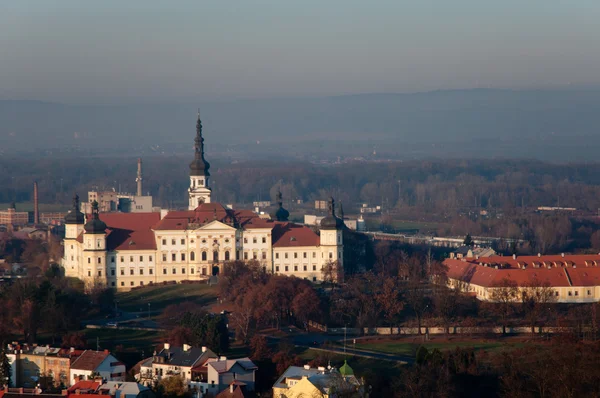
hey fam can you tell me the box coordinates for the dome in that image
[320,214,343,230]
[339,360,354,377]
[84,201,107,234]
[189,158,210,176]
[65,194,85,224]
[273,206,290,222]
[320,197,344,230]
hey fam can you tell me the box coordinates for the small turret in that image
[272,190,290,222]
[84,201,107,234]
[320,197,343,230]
[64,193,85,225]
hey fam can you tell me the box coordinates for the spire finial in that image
[329,196,335,216]
[72,193,80,210]
[339,201,344,219]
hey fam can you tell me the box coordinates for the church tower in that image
[188,111,212,209]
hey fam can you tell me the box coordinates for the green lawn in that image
[116,283,218,312]
[354,340,523,356]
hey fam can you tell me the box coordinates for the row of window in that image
[276,265,318,272]
[161,251,232,262]
[93,266,211,278]
[159,236,269,246]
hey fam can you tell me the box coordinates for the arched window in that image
[213,251,219,262]
[190,251,195,261]
[201,251,207,261]
[225,251,230,261]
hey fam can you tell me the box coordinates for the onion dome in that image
[272,190,290,222]
[339,360,354,377]
[320,197,343,230]
[189,111,211,176]
[84,200,107,234]
[64,193,85,224]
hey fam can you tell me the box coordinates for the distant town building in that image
[444,254,600,303]
[252,201,271,208]
[205,357,257,396]
[315,200,328,210]
[70,350,126,386]
[0,206,29,227]
[450,246,496,260]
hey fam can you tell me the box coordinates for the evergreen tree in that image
[463,233,474,247]
[0,350,12,387]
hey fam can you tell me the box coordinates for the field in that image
[353,336,527,356]
[115,282,218,312]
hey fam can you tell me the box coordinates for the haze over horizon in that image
[2,1,599,104]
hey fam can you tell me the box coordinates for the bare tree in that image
[488,278,519,334]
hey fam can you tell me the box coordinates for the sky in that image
[1,0,599,104]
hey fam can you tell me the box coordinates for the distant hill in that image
[2,89,600,160]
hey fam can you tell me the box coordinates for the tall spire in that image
[190,110,210,176]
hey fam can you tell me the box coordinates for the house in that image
[205,357,257,396]
[450,246,496,260]
[136,344,217,387]
[272,362,366,398]
[443,254,600,302]
[68,381,154,398]
[69,350,126,386]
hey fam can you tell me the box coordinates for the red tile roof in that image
[272,223,320,248]
[70,350,110,372]
[67,381,101,393]
[99,213,161,251]
[444,254,600,288]
[153,203,269,231]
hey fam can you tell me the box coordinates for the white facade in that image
[70,352,126,386]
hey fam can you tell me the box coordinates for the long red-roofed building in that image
[443,254,600,302]
[61,114,344,290]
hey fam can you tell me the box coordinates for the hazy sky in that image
[1,1,599,103]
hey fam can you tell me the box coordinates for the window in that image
[262,237,266,243]
[303,265,307,271]
[276,253,279,259]
[303,252,307,258]
[285,253,288,259]
[130,281,134,286]
[313,277,317,282]
[120,268,124,276]
[171,239,176,245]
[121,282,124,286]
[285,266,289,272]
[244,252,248,260]
[181,253,186,261]
[225,251,230,261]
[202,239,206,244]
[98,258,102,264]
[190,252,195,261]
[163,269,167,275]
[313,265,316,271]
[149,255,153,262]
[139,256,143,262]
[202,268,206,275]
[140,269,144,275]
[111,282,115,287]
[225,238,229,243]
[111,269,115,276]
[294,253,298,259]
[202,252,207,261]
[294,266,298,272]
[140,281,144,286]
[575,291,579,296]
[172,268,176,274]
[276,266,280,272]
[568,291,572,296]
[172,253,176,261]
[182,268,186,274]
[313,252,316,258]
[130,269,134,275]
[130,256,134,262]
[162,254,167,262]
[213,251,219,262]
[253,252,257,260]
[98,270,102,277]
[87,258,91,264]
[262,252,267,260]
[253,237,257,244]
[111,256,115,263]
[588,290,592,295]
[329,252,333,259]
[162,239,167,245]
[149,268,153,275]
[181,239,185,245]
[191,268,194,274]
[121,256,124,263]
[244,238,248,244]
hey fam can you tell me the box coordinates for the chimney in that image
[201,346,207,353]
[219,356,227,361]
[183,344,191,352]
[304,365,310,370]
[538,253,541,258]
[317,366,326,372]
[164,343,170,350]
[136,158,143,197]
[230,384,234,393]
[512,254,516,260]
[561,253,565,258]
[33,181,39,225]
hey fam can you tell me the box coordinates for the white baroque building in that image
[61,114,344,290]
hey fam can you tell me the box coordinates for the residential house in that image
[215,381,256,398]
[272,362,366,398]
[69,350,126,386]
[136,344,217,387]
[205,357,257,396]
